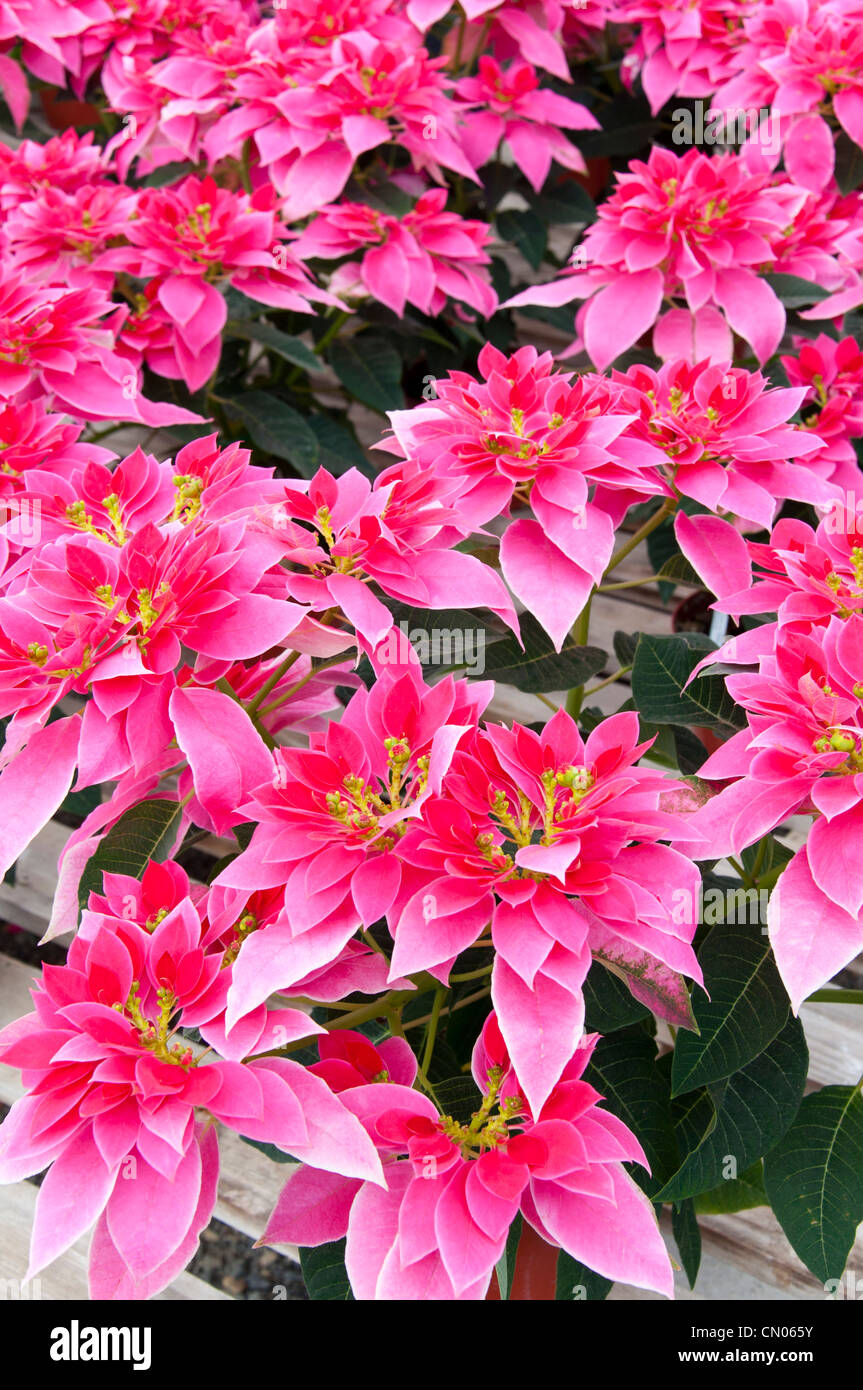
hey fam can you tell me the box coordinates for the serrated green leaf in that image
[482,613,606,693]
[671,923,791,1096]
[495,1213,522,1299]
[139,161,195,187]
[762,273,830,308]
[671,1199,701,1289]
[835,131,863,196]
[631,632,745,732]
[764,1085,863,1283]
[555,1250,613,1300]
[306,414,374,477]
[215,390,319,473]
[583,962,650,1033]
[329,335,404,413]
[225,319,319,372]
[659,1015,808,1203]
[299,1240,354,1300]
[694,1161,768,1215]
[496,208,547,269]
[77,799,185,909]
[585,1027,678,1197]
[240,1135,295,1165]
[534,179,597,226]
[657,553,701,586]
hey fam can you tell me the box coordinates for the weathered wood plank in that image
[0,1181,230,1301]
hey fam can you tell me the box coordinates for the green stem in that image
[421,987,446,1076]
[246,649,301,714]
[258,654,349,718]
[804,989,863,1005]
[314,309,351,358]
[582,665,633,698]
[566,597,593,718]
[449,963,493,983]
[603,498,678,578]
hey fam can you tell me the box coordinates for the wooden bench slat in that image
[0,1181,230,1300]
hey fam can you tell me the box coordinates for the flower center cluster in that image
[115,981,196,1067]
[324,737,429,848]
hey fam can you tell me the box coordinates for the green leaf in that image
[694,1161,768,1215]
[215,391,319,473]
[671,1199,701,1289]
[306,414,373,477]
[224,319,319,372]
[299,1240,354,1300]
[495,1213,522,1299]
[555,1251,613,1300]
[432,1075,483,1126]
[60,784,102,819]
[535,179,597,226]
[482,612,606,693]
[613,630,639,667]
[328,334,404,413]
[78,799,185,910]
[762,274,830,308]
[657,552,700,587]
[239,1136,295,1165]
[139,161,195,187]
[659,1015,808,1203]
[585,1027,679,1197]
[671,922,791,1096]
[834,131,863,196]
[764,1085,863,1283]
[583,962,650,1033]
[590,943,698,1034]
[496,208,547,269]
[631,632,745,733]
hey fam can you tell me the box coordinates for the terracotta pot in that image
[486,1222,560,1300]
[40,87,101,132]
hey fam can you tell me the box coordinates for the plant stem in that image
[421,986,447,1076]
[581,665,633,698]
[314,309,351,357]
[804,989,863,1005]
[257,654,348,718]
[246,649,301,713]
[603,497,678,577]
[565,597,593,718]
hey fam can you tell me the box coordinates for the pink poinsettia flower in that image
[124,175,334,391]
[208,33,478,221]
[0,908,383,1297]
[294,190,497,319]
[219,664,492,1029]
[0,400,115,494]
[380,343,666,647]
[391,708,702,1113]
[503,146,822,367]
[2,181,138,288]
[617,0,748,113]
[307,1029,418,1093]
[255,463,518,648]
[0,130,105,210]
[713,0,863,194]
[0,266,198,426]
[263,1018,674,1300]
[456,57,599,191]
[780,335,863,492]
[606,357,833,529]
[672,612,863,1008]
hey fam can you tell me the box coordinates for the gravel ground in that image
[0,922,308,1300]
